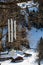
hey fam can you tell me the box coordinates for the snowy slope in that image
[26,27,43,49]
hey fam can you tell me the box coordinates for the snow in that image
[17,1,39,14]
[9,49,25,59]
[26,27,43,49]
[17,1,39,9]
[40,60,43,65]
[2,27,8,48]
[0,49,39,65]
[0,49,24,59]
[28,7,39,12]
[0,54,11,58]
[0,49,43,65]
[0,51,8,54]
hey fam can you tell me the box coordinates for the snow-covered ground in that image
[0,49,43,65]
[26,27,43,49]
[0,49,39,65]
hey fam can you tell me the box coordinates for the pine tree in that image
[38,37,43,65]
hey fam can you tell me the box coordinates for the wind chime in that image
[8,19,16,42]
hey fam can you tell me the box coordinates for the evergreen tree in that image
[38,37,43,65]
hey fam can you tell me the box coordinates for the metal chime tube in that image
[11,19,13,42]
[8,19,16,42]
[14,20,16,40]
[8,19,11,42]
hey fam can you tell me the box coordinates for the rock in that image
[11,56,23,62]
[24,53,32,57]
